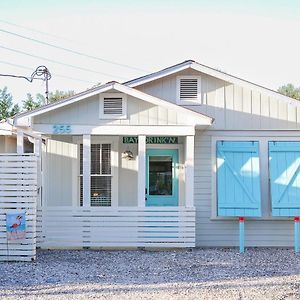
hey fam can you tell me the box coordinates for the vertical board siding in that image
[33,95,188,127]
[137,69,300,130]
[0,154,37,261]
[269,141,300,216]
[45,139,76,206]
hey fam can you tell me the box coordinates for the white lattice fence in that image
[37,207,196,249]
[0,154,37,261]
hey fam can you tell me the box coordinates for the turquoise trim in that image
[217,141,261,217]
[269,141,300,216]
[146,149,178,206]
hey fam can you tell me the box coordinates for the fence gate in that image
[0,154,37,261]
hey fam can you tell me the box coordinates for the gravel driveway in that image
[1,248,300,299]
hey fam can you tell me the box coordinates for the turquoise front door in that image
[146,149,179,206]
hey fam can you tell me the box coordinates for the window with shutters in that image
[99,93,127,119]
[216,141,261,217]
[79,143,112,206]
[176,76,201,105]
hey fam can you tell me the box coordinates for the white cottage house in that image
[2,59,300,257]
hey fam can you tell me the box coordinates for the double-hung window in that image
[79,143,112,206]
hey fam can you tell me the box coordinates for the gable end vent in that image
[176,76,201,104]
[180,79,198,100]
[103,97,123,115]
[99,93,127,119]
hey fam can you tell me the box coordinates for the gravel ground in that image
[1,248,300,299]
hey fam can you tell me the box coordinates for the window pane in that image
[102,144,111,174]
[80,176,83,206]
[91,176,111,206]
[80,144,83,175]
[91,144,101,175]
[149,156,172,195]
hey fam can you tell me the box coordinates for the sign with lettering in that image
[53,124,72,134]
[123,136,178,144]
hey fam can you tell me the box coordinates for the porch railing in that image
[37,206,195,248]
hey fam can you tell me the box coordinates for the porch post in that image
[17,130,24,154]
[137,135,146,207]
[34,137,42,156]
[34,137,42,206]
[83,134,91,207]
[185,135,195,207]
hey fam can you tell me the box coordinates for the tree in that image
[48,90,75,103]
[22,90,75,112]
[277,84,300,100]
[0,87,20,120]
[22,93,43,111]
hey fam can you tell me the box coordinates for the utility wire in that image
[0,73,37,82]
[0,60,97,84]
[0,45,127,79]
[0,28,148,72]
[0,19,78,44]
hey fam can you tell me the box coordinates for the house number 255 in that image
[53,124,72,134]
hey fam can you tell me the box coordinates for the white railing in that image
[37,206,195,248]
[0,154,37,261]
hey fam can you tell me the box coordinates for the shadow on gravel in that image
[1,248,300,298]
[1,278,300,299]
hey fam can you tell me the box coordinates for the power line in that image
[0,65,52,102]
[0,60,97,84]
[0,44,127,79]
[0,28,148,73]
[0,19,78,44]
[0,73,36,82]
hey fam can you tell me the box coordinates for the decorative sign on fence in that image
[6,213,26,241]
[123,136,178,144]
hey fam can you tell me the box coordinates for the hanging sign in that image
[6,213,26,241]
[123,136,178,144]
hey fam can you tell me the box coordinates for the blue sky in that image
[0,0,300,103]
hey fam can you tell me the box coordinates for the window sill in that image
[176,100,201,106]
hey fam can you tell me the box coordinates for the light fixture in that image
[122,150,134,160]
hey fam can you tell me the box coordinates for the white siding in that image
[137,69,300,130]
[33,94,191,127]
[44,136,186,208]
[195,130,295,247]
[44,137,76,206]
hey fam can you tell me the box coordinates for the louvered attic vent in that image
[103,97,123,115]
[176,76,201,104]
[99,93,127,119]
[180,79,198,100]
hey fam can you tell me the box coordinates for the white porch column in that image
[83,134,91,207]
[34,137,42,206]
[185,135,195,207]
[17,130,24,154]
[137,135,146,207]
[34,137,42,156]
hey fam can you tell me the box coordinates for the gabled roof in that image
[0,120,14,135]
[14,81,213,126]
[125,60,297,105]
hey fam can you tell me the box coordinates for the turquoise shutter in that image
[269,141,300,216]
[217,141,261,217]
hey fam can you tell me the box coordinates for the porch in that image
[35,131,197,248]
[10,82,214,250]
